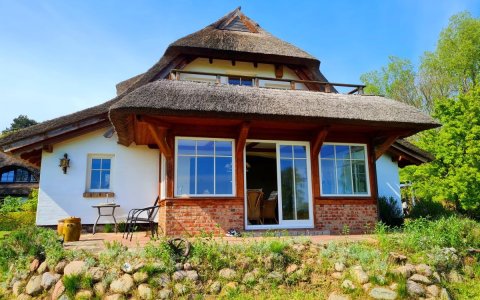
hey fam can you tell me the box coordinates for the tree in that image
[401,86,480,213]
[2,115,37,135]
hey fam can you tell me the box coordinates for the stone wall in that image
[314,203,378,234]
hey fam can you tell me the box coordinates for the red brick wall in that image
[158,198,244,236]
[315,203,377,234]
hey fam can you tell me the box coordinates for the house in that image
[0,8,439,235]
[0,151,39,200]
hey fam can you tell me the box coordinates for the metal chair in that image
[124,196,160,241]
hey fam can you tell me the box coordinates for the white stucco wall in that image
[375,154,402,210]
[37,128,159,225]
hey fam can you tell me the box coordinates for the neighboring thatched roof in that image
[0,151,39,177]
[390,139,435,167]
[109,80,439,145]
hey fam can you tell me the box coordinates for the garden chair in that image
[123,196,160,241]
[262,191,278,224]
[247,189,264,225]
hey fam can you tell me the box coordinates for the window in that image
[88,155,113,192]
[319,143,369,196]
[176,138,234,196]
[0,167,37,183]
[228,76,253,86]
[0,170,14,183]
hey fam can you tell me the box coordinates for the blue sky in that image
[0,0,479,130]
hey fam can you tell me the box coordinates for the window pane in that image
[320,160,336,194]
[351,146,366,160]
[293,145,307,159]
[352,161,368,194]
[197,157,214,194]
[294,159,309,220]
[197,140,214,156]
[90,170,101,189]
[177,156,196,195]
[215,157,233,194]
[215,141,232,156]
[280,145,293,158]
[101,159,111,170]
[15,169,29,182]
[241,79,253,86]
[280,159,294,220]
[228,77,241,85]
[335,145,350,160]
[101,170,110,189]
[1,170,14,183]
[320,145,335,159]
[336,160,353,194]
[178,140,196,155]
[91,159,101,169]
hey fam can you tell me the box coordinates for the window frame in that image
[86,154,114,193]
[318,142,371,197]
[174,137,236,197]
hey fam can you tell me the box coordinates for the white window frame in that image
[319,142,371,197]
[86,154,114,192]
[174,137,236,197]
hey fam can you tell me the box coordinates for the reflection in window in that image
[228,77,253,86]
[320,144,369,196]
[0,168,37,183]
[176,138,234,196]
[88,156,112,191]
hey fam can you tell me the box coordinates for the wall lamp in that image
[59,153,70,174]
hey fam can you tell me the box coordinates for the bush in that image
[0,196,24,213]
[408,198,454,219]
[0,211,36,231]
[378,196,403,227]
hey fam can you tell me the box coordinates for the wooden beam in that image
[137,115,171,129]
[275,64,284,79]
[147,124,172,158]
[236,123,250,154]
[312,127,329,156]
[375,135,400,160]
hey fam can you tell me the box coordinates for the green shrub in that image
[0,211,36,231]
[103,223,114,233]
[269,240,287,254]
[0,196,24,213]
[378,196,403,226]
[63,274,94,298]
[408,198,454,219]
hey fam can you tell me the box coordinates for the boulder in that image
[351,265,369,284]
[219,268,237,280]
[286,264,298,274]
[37,261,48,274]
[110,274,134,294]
[93,282,106,297]
[327,292,350,300]
[426,285,440,297]
[138,284,153,300]
[87,267,105,282]
[158,289,173,299]
[174,283,187,295]
[186,270,199,281]
[133,271,149,283]
[12,280,25,296]
[75,289,93,299]
[41,272,60,290]
[369,287,398,300]
[334,262,346,272]
[54,261,68,274]
[25,275,42,296]
[210,281,222,294]
[341,279,355,290]
[64,260,87,276]
[409,274,431,285]
[407,280,426,297]
[29,259,40,272]
[415,264,433,277]
[393,264,416,278]
[172,270,186,281]
[51,280,65,300]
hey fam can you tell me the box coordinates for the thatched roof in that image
[110,80,439,145]
[0,151,39,177]
[390,139,435,167]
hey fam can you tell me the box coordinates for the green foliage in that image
[0,211,35,231]
[408,198,454,219]
[2,115,37,135]
[269,240,287,254]
[402,86,480,213]
[63,274,93,298]
[103,223,114,233]
[378,196,403,226]
[0,189,38,231]
[0,196,24,213]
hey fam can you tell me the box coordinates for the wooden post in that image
[236,123,250,198]
[325,84,331,93]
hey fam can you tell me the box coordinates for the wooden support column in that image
[375,135,400,160]
[310,127,329,201]
[236,123,250,198]
[312,127,329,157]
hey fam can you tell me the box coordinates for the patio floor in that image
[64,231,377,253]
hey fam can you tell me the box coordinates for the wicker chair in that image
[262,191,278,224]
[247,189,264,225]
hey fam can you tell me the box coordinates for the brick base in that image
[314,203,377,234]
[158,198,244,236]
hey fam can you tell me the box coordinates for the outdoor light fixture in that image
[59,153,70,174]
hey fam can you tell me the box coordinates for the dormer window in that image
[228,76,253,87]
[0,167,38,183]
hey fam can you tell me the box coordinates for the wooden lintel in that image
[312,127,329,156]
[275,64,284,79]
[236,123,250,154]
[147,124,172,158]
[137,115,171,129]
[375,135,400,160]
[42,145,53,153]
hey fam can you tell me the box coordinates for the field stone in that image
[267,271,283,282]
[224,281,238,290]
[104,294,125,300]
[210,281,222,294]
[54,261,68,274]
[64,260,87,276]
[110,274,134,294]
[286,264,298,274]
[426,285,440,297]
[334,262,346,272]
[393,264,416,278]
[41,272,60,289]
[389,283,399,290]
[174,283,187,295]
[432,271,441,283]
[186,270,199,281]
[243,272,256,284]
[133,271,149,283]
[37,261,48,274]
[16,294,32,300]
[25,275,42,296]
[75,289,93,299]
[51,280,65,300]
[12,280,25,296]
[409,274,431,285]
[158,289,173,299]
[341,279,355,290]
[183,262,192,270]
[352,265,369,284]
[175,262,183,270]
[121,262,133,273]
[327,292,350,300]
[440,288,452,300]
[388,252,407,264]
[29,259,40,273]
[138,284,153,300]
[331,272,343,279]
[447,270,462,283]
[363,282,372,292]
[369,287,398,300]
[153,273,171,287]
[93,282,106,296]
[407,280,426,297]
[172,270,186,281]
[415,264,433,277]
[219,268,237,280]
[87,267,105,282]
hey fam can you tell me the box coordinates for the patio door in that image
[245,140,314,229]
